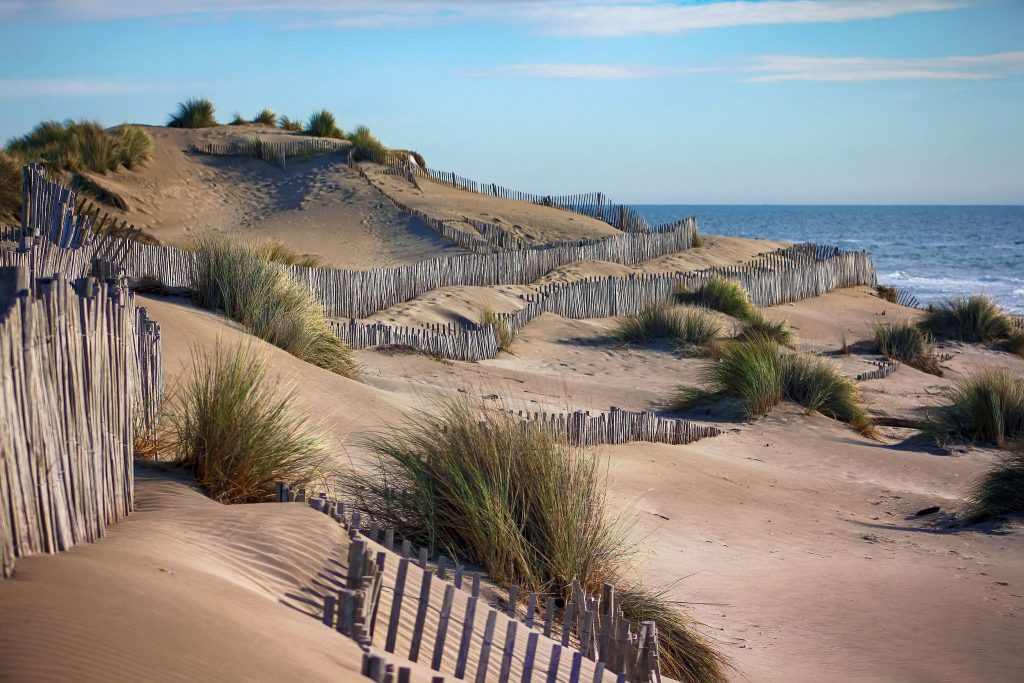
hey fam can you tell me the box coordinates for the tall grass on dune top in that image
[873,320,942,376]
[671,336,874,435]
[348,125,387,162]
[7,120,152,174]
[613,304,722,348]
[305,109,344,139]
[342,400,729,682]
[253,108,277,126]
[168,98,218,128]
[676,276,756,321]
[929,369,1024,448]
[278,116,302,132]
[735,311,793,345]
[170,342,328,503]
[190,234,356,377]
[921,295,1013,343]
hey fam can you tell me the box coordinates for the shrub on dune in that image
[305,109,344,139]
[112,125,153,170]
[479,306,513,351]
[342,400,728,682]
[168,97,218,128]
[170,342,327,503]
[348,125,387,162]
[736,312,792,345]
[873,320,942,375]
[676,276,756,320]
[921,295,1013,343]
[965,446,1024,522]
[0,150,21,223]
[614,304,722,347]
[278,115,302,132]
[190,234,356,377]
[929,369,1024,447]
[253,108,277,126]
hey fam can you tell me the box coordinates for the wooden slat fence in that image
[0,267,163,578]
[513,406,720,447]
[189,136,351,170]
[278,487,664,683]
[855,360,899,381]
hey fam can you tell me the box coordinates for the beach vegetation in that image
[0,150,21,223]
[347,125,387,162]
[258,239,321,268]
[736,312,793,345]
[305,109,344,139]
[391,148,427,168]
[253,109,277,126]
[676,276,756,320]
[112,125,153,170]
[875,285,898,304]
[1006,329,1024,358]
[613,304,722,348]
[229,112,248,126]
[168,97,218,128]
[872,320,942,376]
[170,342,328,504]
[190,234,356,377]
[278,116,302,132]
[479,306,514,351]
[921,295,1013,344]
[965,444,1024,522]
[929,369,1024,448]
[342,400,728,682]
[7,120,152,175]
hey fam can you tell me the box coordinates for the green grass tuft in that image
[278,115,302,132]
[736,312,792,345]
[873,320,942,376]
[342,400,728,681]
[112,125,152,170]
[677,276,756,320]
[305,109,344,139]
[921,295,1013,343]
[614,304,722,347]
[169,342,328,503]
[229,112,248,126]
[168,98,218,128]
[1007,329,1024,358]
[253,108,277,126]
[347,124,388,162]
[0,150,21,223]
[929,369,1024,448]
[479,306,514,351]
[781,353,874,435]
[190,234,356,377]
[965,445,1024,522]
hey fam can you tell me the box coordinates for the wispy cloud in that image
[1,1,974,36]
[471,51,1024,83]
[0,77,182,98]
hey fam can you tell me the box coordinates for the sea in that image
[635,205,1024,314]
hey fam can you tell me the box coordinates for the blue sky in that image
[1,1,1022,204]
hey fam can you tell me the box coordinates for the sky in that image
[1,0,1022,204]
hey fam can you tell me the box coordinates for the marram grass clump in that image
[676,276,756,320]
[168,98,218,128]
[965,445,1024,522]
[7,120,152,174]
[922,295,1013,343]
[873,320,942,376]
[736,312,792,345]
[479,306,514,351]
[278,116,303,132]
[190,234,355,377]
[342,400,728,682]
[672,337,873,435]
[348,125,387,162]
[253,108,277,126]
[613,304,722,348]
[929,369,1024,448]
[170,342,328,503]
[306,109,344,139]
[0,150,21,223]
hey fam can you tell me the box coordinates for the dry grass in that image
[873,320,942,376]
[190,234,355,377]
[258,239,321,268]
[169,342,328,503]
[0,150,20,223]
[965,444,1024,522]
[479,306,514,351]
[875,285,898,303]
[929,369,1024,448]
[342,400,728,681]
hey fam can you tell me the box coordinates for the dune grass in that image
[875,285,898,303]
[613,304,722,347]
[348,125,388,162]
[168,98,218,128]
[112,125,153,170]
[676,276,756,320]
[1007,329,1024,358]
[929,369,1024,448]
[343,400,728,682]
[0,150,20,223]
[391,148,427,168]
[170,342,328,503]
[736,312,792,345]
[305,109,344,139]
[921,295,1013,343]
[873,320,942,375]
[672,337,873,435]
[253,108,277,126]
[965,445,1024,522]
[229,112,248,126]
[190,234,356,377]
[479,306,514,351]
[278,116,302,132]
[6,120,151,175]
[258,239,321,268]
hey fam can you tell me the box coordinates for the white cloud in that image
[0,78,181,98]
[472,51,1024,83]
[1,0,974,36]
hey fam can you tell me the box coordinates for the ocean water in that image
[635,205,1024,314]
